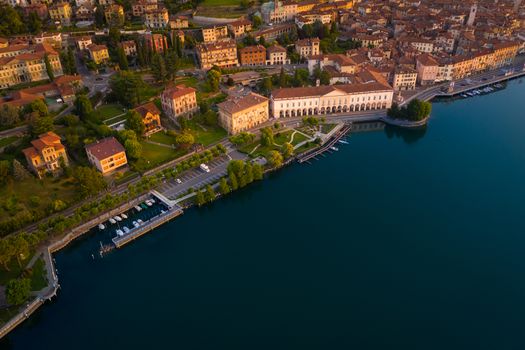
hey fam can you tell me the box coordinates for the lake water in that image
[2,80,525,350]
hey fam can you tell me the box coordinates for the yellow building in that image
[144,7,169,29]
[49,2,73,26]
[133,102,162,134]
[218,93,269,134]
[22,131,68,178]
[0,44,63,89]
[196,40,239,70]
[201,25,228,43]
[105,4,125,26]
[85,137,128,175]
[87,44,110,64]
[160,84,198,120]
[295,38,320,58]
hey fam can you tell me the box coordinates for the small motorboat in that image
[330,146,339,151]
[116,229,124,236]
[133,221,139,228]
[338,140,349,145]
[109,218,116,224]
[160,209,166,214]
[98,224,105,230]
[135,205,142,212]
[137,219,144,225]
[150,198,156,204]
[140,203,148,209]
[146,200,153,207]
[121,213,128,219]
[114,215,122,222]
[123,226,130,234]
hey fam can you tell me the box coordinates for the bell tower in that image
[467,3,477,26]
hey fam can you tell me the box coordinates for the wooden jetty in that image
[297,123,352,164]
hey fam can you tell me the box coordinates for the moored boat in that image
[121,213,128,219]
[109,218,116,224]
[98,224,105,230]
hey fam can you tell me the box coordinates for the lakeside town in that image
[0,0,524,337]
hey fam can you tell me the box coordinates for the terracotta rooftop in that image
[162,84,196,99]
[272,82,392,100]
[85,137,125,161]
[218,93,268,114]
[133,102,160,118]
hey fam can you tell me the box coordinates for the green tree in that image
[195,189,205,206]
[205,185,216,202]
[0,104,20,127]
[5,278,31,305]
[29,115,54,136]
[0,238,14,271]
[12,234,29,268]
[28,99,48,117]
[229,171,239,191]
[117,46,129,70]
[260,127,274,146]
[72,166,107,198]
[252,163,263,180]
[320,69,331,85]
[165,49,179,80]
[124,138,142,159]
[252,15,262,29]
[282,142,294,158]
[267,150,284,168]
[0,5,25,36]
[0,160,10,184]
[151,54,167,82]
[219,177,230,195]
[206,68,222,92]
[175,132,195,149]
[27,11,42,35]
[74,94,93,119]
[229,132,255,146]
[261,76,273,95]
[109,72,148,107]
[44,54,55,81]
[125,110,145,136]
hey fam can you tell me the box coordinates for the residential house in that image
[160,84,198,120]
[48,2,73,26]
[87,44,109,64]
[266,45,289,65]
[295,38,320,58]
[22,131,68,178]
[133,102,162,134]
[85,137,128,175]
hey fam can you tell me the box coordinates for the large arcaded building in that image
[0,43,63,89]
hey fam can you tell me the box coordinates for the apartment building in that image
[239,45,266,66]
[85,137,128,175]
[87,44,109,64]
[144,7,169,28]
[160,84,198,120]
[295,38,320,58]
[201,25,228,43]
[196,40,239,70]
[48,2,73,25]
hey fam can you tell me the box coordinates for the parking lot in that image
[157,151,247,200]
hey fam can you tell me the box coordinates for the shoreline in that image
[1,69,524,339]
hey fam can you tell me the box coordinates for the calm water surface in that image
[2,80,525,349]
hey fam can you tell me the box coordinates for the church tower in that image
[467,3,477,26]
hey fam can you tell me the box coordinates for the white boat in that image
[121,213,128,219]
[116,229,124,236]
[134,205,142,212]
[330,146,339,151]
[114,215,122,222]
[338,140,349,145]
[133,221,139,228]
[150,198,156,204]
[109,218,116,224]
[137,219,144,225]
[98,224,105,230]
[123,226,130,234]
[161,209,166,214]
[146,201,153,207]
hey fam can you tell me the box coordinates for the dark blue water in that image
[3,80,525,349]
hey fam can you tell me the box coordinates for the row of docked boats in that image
[460,84,503,98]
[98,198,157,230]
[115,219,145,237]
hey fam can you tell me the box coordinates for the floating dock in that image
[297,123,352,164]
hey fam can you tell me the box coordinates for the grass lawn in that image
[175,76,198,88]
[0,307,21,326]
[0,136,19,148]
[148,132,178,146]
[196,4,245,19]
[321,123,338,134]
[0,254,34,286]
[290,132,309,146]
[187,120,227,146]
[30,258,47,291]
[96,104,126,120]
[0,177,77,223]
[139,141,187,169]
[201,0,240,5]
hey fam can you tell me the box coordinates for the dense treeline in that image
[387,99,432,121]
